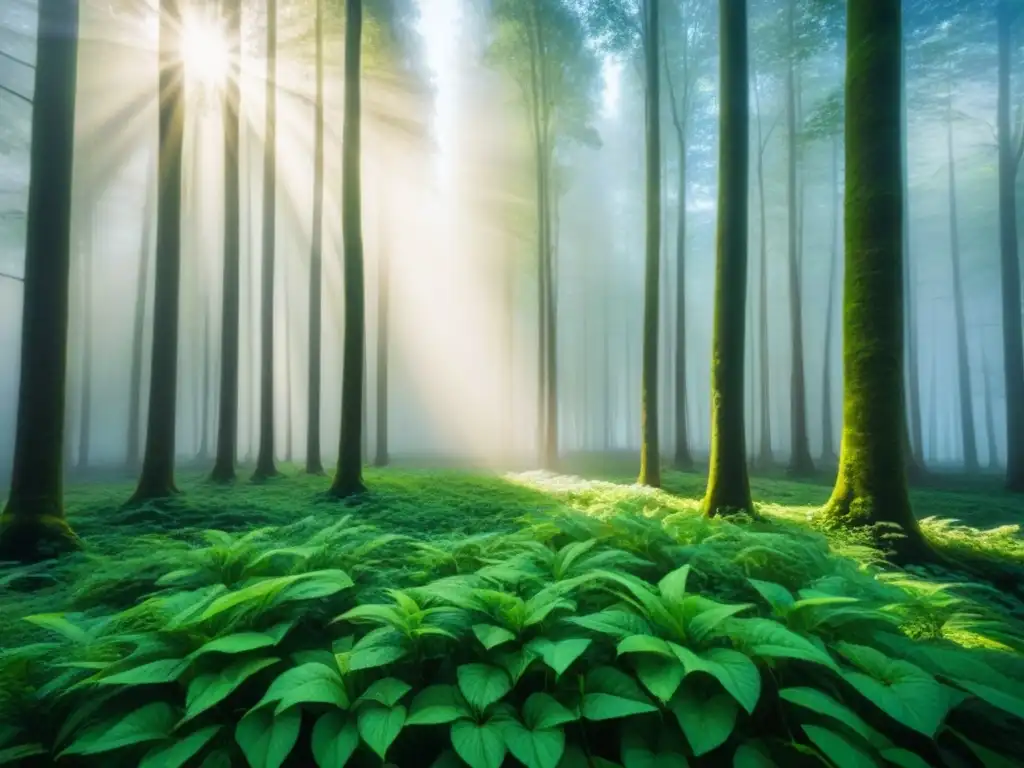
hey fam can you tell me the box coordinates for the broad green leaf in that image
[458,664,512,712]
[185,657,280,722]
[407,685,473,725]
[671,688,739,757]
[189,625,292,660]
[275,571,354,604]
[431,750,466,768]
[747,579,795,611]
[801,725,878,768]
[944,728,1018,768]
[879,748,934,768]
[473,623,517,650]
[0,744,47,765]
[731,619,838,671]
[952,679,1024,721]
[633,655,686,703]
[522,693,578,730]
[338,603,406,627]
[674,646,762,715]
[840,670,950,738]
[200,749,233,768]
[356,705,406,759]
[495,646,538,683]
[235,709,301,768]
[202,571,351,621]
[617,635,676,659]
[658,565,692,603]
[733,741,777,768]
[257,663,349,714]
[620,729,689,768]
[779,688,875,743]
[60,702,176,757]
[566,609,651,639]
[311,712,359,768]
[23,613,88,643]
[502,720,565,768]
[451,719,506,768]
[582,666,657,721]
[345,643,408,671]
[688,603,754,644]
[139,726,221,768]
[533,638,592,677]
[358,678,412,708]
[96,659,190,686]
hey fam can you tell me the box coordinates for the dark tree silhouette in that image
[127,157,156,471]
[306,0,326,475]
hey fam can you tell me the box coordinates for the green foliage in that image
[1,469,1023,765]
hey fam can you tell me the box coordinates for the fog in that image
[0,0,1017,481]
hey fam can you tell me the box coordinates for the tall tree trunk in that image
[212,0,241,482]
[982,346,999,470]
[527,11,548,467]
[306,0,325,475]
[129,0,185,504]
[282,255,292,463]
[928,347,938,463]
[330,0,367,497]
[0,0,82,560]
[254,0,279,480]
[996,0,1024,491]
[128,156,156,471]
[785,0,812,475]
[77,216,93,470]
[673,133,691,469]
[702,0,752,517]
[822,0,929,564]
[945,83,978,473]
[198,303,212,460]
[821,134,840,465]
[638,0,662,487]
[374,201,390,468]
[753,75,773,468]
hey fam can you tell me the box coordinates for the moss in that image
[0,512,81,563]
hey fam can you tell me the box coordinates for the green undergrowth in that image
[0,468,1023,767]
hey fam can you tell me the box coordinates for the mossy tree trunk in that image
[638,0,661,488]
[0,0,82,561]
[212,0,242,483]
[996,0,1024,492]
[702,0,753,518]
[330,0,367,498]
[821,0,930,563]
[129,0,185,504]
[253,0,279,481]
[127,157,156,471]
[306,0,325,475]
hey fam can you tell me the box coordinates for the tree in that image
[637,0,661,488]
[330,0,368,498]
[820,0,930,563]
[127,157,156,471]
[996,0,1024,491]
[702,0,753,518]
[374,193,391,468]
[129,0,186,504]
[306,0,326,475]
[0,0,82,560]
[212,0,242,483]
[76,217,94,470]
[254,0,279,481]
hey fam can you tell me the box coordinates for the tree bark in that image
[822,0,930,563]
[702,0,752,517]
[982,346,1000,470]
[253,0,279,480]
[996,0,1024,491]
[638,0,662,487]
[330,0,367,497]
[753,74,773,468]
[821,134,840,465]
[374,198,390,468]
[306,0,325,475]
[129,0,185,504]
[127,155,156,471]
[212,0,242,483]
[76,215,93,470]
[0,0,82,560]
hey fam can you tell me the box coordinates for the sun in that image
[180,10,229,91]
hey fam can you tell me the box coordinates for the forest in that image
[1,0,1024,765]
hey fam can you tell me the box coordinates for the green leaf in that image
[311,712,359,768]
[502,720,565,768]
[0,744,47,765]
[356,705,406,759]
[633,656,685,703]
[952,678,1024,721]
[747,579,795,612]
[688,603,754,644]
[732,619,839,671]
[658,565,692,603]
[620,729,689,768]
[255,663,349,715]
[567,609,650,639]
[59,702,176,757]
[522,693,578,730]
[673,647,761,715]
[407,685,472,725]
[495,646,538,683]
[202,571,352,621]
[458,664,513,712]
[185,657,280,722]
[944,728,1018,768]
[779,688,875,743]
[533,638,592,677]
[96,659,190,686]
[879,748,933,768]
[140,726,222,768]
[451,719,506,768]
[617,635,676,659]
[671,687,739,757]
[732,741,776,768]
[189,625,292,660]
[840,669,950,738]
[235,709,301,768]
[275,571,354,604]
[23,613,88,643]
[358,678,412,708]
[473,623,517,650]
[801,725,878,768]
[582,666,658,721]
[200,749,233,768]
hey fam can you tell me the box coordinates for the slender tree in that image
[331,0,368,497]
[76,218,94,470]
[821,0,929,563]
[752,67,775,469]
[375,196,391,468]
[821,133,841,464]
[306,0,326,475]
[129,0,186,504]
[127,157,156,471]
[982,346,999,471]
[702,0,753,517]
[638,0,661,487]
[253,0,279,480]
[212,0,242,482]
[0,0,82,560]
[996,0,1024,491]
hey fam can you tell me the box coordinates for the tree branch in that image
[0,269,24,282]
[0,83,31,104]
